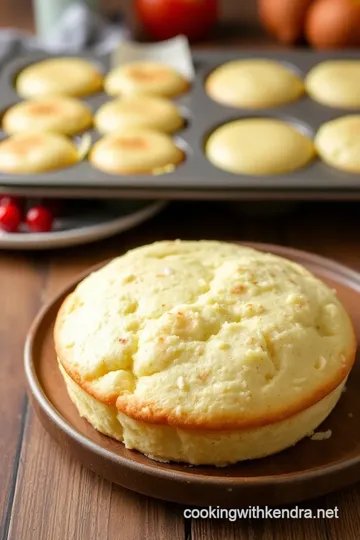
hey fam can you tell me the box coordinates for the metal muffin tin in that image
[1,49,360,201]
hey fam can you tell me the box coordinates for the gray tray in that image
[1,49,360,200]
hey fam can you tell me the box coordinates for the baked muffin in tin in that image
[306,60,360,109]
[95,95,184,135]
[205,119,315,176]
[90,128,184,175]
[16,58,103,98]
[2,96,93,136]
[104,61,189,98]
[206,59,304,109]
[0,132,79,174]
[315,115,360,173]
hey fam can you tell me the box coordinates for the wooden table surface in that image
[1,2,360,540]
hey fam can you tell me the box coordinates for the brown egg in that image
[306,0,360,49]
[258,0,313,44]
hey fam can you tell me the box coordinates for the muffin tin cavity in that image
[205,117,315,176]
[205,59,305,110]
[0,50,360,191]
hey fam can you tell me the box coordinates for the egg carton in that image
[0,49,360,201]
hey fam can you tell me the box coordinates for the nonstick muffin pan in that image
[2,50,360,200]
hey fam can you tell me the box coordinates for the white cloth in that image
[0,3,130,68]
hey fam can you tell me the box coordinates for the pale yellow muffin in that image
[95,96,184,135]
[0,132,79,174]
[104,61,189,98]
[206,59,304,109]
[306,61,360,108]
[16,58,103,98]
[206,119,315,175]
[90,128,184,175]
[315,116,360,173]
[55,240,356,466]
[2,96,93,136]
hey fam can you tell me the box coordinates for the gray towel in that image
[0,3,130,68]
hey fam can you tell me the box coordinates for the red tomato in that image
[136,0,218,41]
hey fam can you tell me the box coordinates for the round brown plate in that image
[25,243,360,507]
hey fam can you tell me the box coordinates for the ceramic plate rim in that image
[0,200,167,250]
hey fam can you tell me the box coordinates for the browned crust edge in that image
[55,291,357,432]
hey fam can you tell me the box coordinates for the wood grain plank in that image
[8,416,113,540]
[325,487,360,540]
[191,510,328,540]
[8,413,184,540]
[9,419,181,540]
[106,485,184,540]
[282,202,360,270]
[0,255,45,540]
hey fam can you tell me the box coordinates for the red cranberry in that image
[0,204,21,232]
[0,195,22,209]
[26,206,54,233]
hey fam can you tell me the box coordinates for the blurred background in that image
[1,1,260,33]
[3,0,357,51]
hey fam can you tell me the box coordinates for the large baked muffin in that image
[55,241,356,466]
[16,58,103,98]
[315,116,360,173]
[90,128,184,175]
[306,61,360,108]
[0,132,79,174]
[104,61,189,98]
[206,59,304,109]
[2,96,93,136]
[95,95,184,135]
[205,119,315,175]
